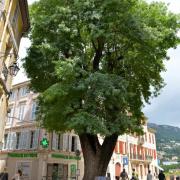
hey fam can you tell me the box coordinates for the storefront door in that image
[47,163,68,180]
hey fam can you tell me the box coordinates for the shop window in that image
[16,162,31,179]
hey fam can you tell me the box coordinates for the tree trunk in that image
[79,133,118,180]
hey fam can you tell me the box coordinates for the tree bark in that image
[79,133,118,180]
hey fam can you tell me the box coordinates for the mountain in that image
[148,123,180,160]
[148,123,180,142]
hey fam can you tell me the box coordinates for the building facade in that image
[0,81,83,180]
[108,126,158,180]
[0,0,30,148]
[0,80,159,180]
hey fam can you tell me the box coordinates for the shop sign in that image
[8,153,37,158]
[52,153,81,160]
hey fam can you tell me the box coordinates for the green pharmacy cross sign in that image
[40,137,49,148]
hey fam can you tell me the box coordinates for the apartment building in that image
[0,81,83,180]
[0,0,30,148]
[108,125,159,180]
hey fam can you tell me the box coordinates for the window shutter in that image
[68,135,72,152]
[19,132,23,149]
[6,133,10,150]
[74,136,78,151]
[52,132,57,150]
[11,132,17,150]
[63,134,68,151]
[9,132,14,150]
[32,130,39,149]
[20,131,26,149]
[76,136,81,151]
[25,131,31,149]
[60,134,63,150]
[56,134,59,150]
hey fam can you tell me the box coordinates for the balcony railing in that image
[130,153,153,161]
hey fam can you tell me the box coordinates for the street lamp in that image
[8,62,20,76]
[0,52,20,77]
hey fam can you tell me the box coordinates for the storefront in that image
[1,152,83,180]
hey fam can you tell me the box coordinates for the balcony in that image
[130,153,143,160]
[146,155,153,161]
[130,153,153,162]
[138,137,145,145]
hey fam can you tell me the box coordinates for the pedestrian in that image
[0,167,8,180]
[120,169,128,180]
[158,170,165,180]
[131,169,138,180]
[147,170,153,180]
[11,169,22,180]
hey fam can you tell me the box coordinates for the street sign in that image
[123,156,128,165]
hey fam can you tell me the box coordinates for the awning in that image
[155,164,164,171]
[150,160,164,171]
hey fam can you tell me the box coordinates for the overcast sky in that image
[15,0,180,127]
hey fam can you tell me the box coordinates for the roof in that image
[12,80,30,89]
[19,0,30,33]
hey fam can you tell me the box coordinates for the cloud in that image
[143,46,180,127]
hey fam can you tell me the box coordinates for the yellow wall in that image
[0,0,28,147]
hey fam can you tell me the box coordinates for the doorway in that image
[47,163,68,180]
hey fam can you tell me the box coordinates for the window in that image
[0,0,5,12]
[30,131,35,149]
[7,106,14,123]
[152,135,154,144]
[11,3,19,30]
[3,134,8,149]
[16,132,20,149]
[9,90,16,101]
[71,136,76,152]
[19,87,29,97]
[18,103,25,121]
[149,134,151,143]
[31,102,37,120]
[57,134,61,150]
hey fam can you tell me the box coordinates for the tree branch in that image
[79,133,101,155]
[92,37,104,71]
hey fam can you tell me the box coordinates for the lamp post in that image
[75,149,80,180]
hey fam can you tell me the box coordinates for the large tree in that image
[23,0,179,179]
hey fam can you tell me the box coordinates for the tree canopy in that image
[23,0,179,136]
